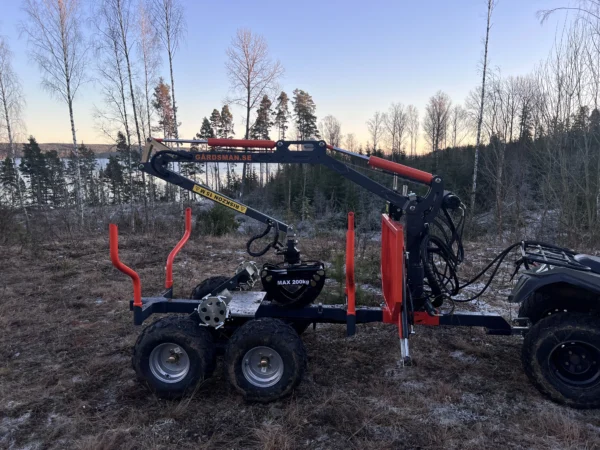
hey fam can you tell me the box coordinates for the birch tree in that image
[152,0,185,142]
[21,0,87,223]
[471,0,496,213]
[407,105,419,157]
[319,115,342,147]
[366,111,385,152]
[0,37,30,234]
[225,28,283,198]
[385,102,407,159]
[138,0,160,138]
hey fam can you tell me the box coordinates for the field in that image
[1,231,600,450]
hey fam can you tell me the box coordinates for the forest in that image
[0,0,599,252]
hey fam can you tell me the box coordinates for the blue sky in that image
[0,0,568,148]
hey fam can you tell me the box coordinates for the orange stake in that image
[109,224,142,307]
[165,207,192,290]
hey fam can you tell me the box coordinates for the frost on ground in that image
[0,233,599,449]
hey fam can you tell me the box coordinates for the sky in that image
[0,0,570,150]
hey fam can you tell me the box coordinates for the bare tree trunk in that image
[116,0,147,230]
[471,0,494,214]
[0,77,30,235]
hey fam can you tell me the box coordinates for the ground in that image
[1,231,600,450]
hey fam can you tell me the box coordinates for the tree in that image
[273,91,290,139]
[152,78,175,138]
[292,89,319,140]
[45,150,67,206]
[345,133,357,152]
[225,28,283,197]
[151,0,185,142]
[423,91,451,153]
[20,137,48,206]
[449,105,469,147]
[0,157,26,207]
[208,109,222,190]
[251,95,273,139]
[220,105,235,139]
[21,0,87,222]
[138,0,160,138]
[471,0,496,213]
[103,155,124,204]
[0,36,29,232]
[195,117,213,185]
[385,103,407,159]
[319,115,342,147]
[94,0,132,146]
[366,111,385,152]
[407,105,419,157]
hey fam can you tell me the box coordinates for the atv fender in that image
[509,267,600,304]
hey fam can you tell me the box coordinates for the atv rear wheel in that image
[225,318,307,402]
[132,316,215,399]
[522,312,600,408]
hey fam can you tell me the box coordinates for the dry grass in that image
[1,231,600,449]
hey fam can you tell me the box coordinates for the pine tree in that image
[115,132,138,202]
[220,105,234,138]
[196,117,214,139]
[0,157,25,206]
[195,117,213,186]
[292,89,319,140]
[103,155,124,204]
[45,150,67,206]
[152,77,175,138]
[20,137,48,205]
[273,91,290,139]
[251,95,273,139]
[209,109,221,137]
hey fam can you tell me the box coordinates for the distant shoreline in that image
[0,143,116,158]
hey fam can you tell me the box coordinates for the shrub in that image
[196,204,238,236]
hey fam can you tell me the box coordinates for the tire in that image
[225,318,307,403]
[191,276,230,300]
[522,312,600,408]
[132,316,216,399]
[518,291,597,325]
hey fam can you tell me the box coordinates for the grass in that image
[0,231,599,449]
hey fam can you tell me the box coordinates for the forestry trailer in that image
[109,137,600,408]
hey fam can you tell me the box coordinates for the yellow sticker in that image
[192,185,248,213]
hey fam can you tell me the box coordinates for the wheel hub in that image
[149,343,190,384]
[550,341,600,386]
[242,346,284,388]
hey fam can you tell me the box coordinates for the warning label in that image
[192,185,248,213]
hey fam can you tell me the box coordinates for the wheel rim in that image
[149,343,190,384]
[242,346,284,388]
[549,340,600,387]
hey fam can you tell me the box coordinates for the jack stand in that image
[400,338,413,366]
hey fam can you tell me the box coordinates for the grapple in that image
[261,261,326,308]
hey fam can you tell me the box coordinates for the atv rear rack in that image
[520,242,590,272]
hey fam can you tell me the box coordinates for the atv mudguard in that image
[509,267,600,303]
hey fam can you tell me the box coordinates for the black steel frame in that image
[129,299,513,335]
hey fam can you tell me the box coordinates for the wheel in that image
[225,318,307,403]
[518,291,597,325]
[132,316,215,399]
[191,276,230,300]
[522,312,600,408]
